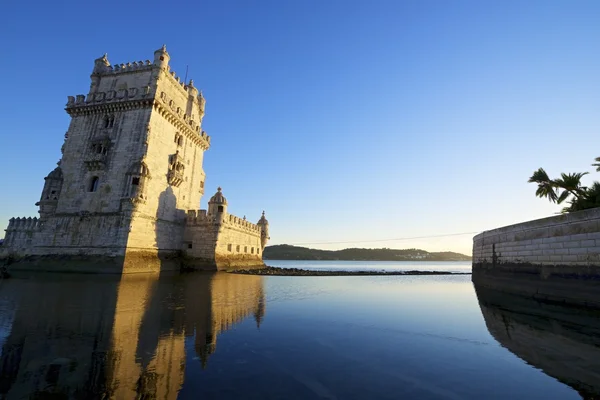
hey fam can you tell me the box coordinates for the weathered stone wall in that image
[182,210,220,269]
[2,218,41,251]
[183,210,264,270]
[472,207,600,307]
[215,215,264,269]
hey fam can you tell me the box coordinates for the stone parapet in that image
[223,214,261,235]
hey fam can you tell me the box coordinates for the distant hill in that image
[263,245,472,261]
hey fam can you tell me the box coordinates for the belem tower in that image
[0,45,269,273]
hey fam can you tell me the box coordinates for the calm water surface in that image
[0,264,597,399]
[267,260,472,273]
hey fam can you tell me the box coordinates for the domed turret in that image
[46,166,63,181]
[208,187,228,219]
[36,166,64,220]
[257,211,270,250]
[153,44,170,69]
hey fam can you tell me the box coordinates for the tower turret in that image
[153,44,170,69]
[198,90,206,119]
[90,54,110,94]
[208,187,228,221]
[187,80,199,97]
[257,211,270,250]
[35,166,63,220]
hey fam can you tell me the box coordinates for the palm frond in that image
[528,168,550,183]
[557,190,570,204]
[592,157,600,172]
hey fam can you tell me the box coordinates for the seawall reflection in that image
[474,284,600,399]
[0,272,265,399]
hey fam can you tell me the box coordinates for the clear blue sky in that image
[1,0,599,255]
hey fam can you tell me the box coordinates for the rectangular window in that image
[188,243,193,249]
[227,244,232,252]
[89,177,99,192]
[251,247,254,254]
[257,248,260,254]
[244,246,247,253]
[236,245,240,252]
[131,177,140,186]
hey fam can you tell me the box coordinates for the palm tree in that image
[569,181,600,212]
[552,172,589,204]
[529,158,600,213]
[528,168,558,203]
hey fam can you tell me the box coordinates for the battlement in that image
[185,210,262,233]
[186,209,214,225]
[96,58,195,96]
[96,60,154,75]
[66,86,153,108]
[157,90,208,139]
[6,217,41,231]
[225,214,261,233]
[91,48,200,100]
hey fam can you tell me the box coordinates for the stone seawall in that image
[472,208,600,308]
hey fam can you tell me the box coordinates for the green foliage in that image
[528,158,600,213]
[528,168,558,203]
[263,245,472,261]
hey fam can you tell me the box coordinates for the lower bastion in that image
[472,207,600,308]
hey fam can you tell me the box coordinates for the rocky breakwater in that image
[229,266,470,276]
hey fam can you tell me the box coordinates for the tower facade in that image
[1,46,268,273]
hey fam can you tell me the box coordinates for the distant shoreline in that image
[228,266,472,276]
[263,245,472,262]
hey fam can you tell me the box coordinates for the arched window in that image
[103,115,115,128]
[89,176,99,192]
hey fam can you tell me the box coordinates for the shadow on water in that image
[0,272,265,399]
[474,284,600,400]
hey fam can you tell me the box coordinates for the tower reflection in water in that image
[0,272,265,399]
[474,284,600,400]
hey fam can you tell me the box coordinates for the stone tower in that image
[1,46,269,273]
[2,46,210,272]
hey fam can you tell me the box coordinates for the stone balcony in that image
[168,169,184,187]
[85,153,108,171]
